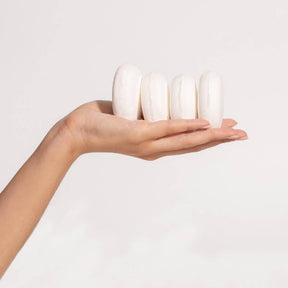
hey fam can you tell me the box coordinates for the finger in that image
[145,118,237,140]
[221,118,238,128]
[143,118,210,139]
[145,139,235,160]
[149,127,247,154]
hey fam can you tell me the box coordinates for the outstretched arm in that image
[0,118,78,278]
[0,100,247,278]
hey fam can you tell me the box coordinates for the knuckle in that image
[178,133,194,149]
[183,119,191,131]
[157,120,171,135]
[164,121,172,132]
[208,128,218,140]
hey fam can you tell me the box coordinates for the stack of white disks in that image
[112,64,224,128]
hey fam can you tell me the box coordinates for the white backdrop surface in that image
[0,0,288,287]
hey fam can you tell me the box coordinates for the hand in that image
[62,100,247,161]
[0,99,247,278]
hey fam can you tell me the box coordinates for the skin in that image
[0,100,247,278]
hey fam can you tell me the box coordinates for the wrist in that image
[42,119,82,164]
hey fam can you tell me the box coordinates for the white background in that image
[1,0,288,287]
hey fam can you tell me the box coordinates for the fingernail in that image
[227,135,241,139]
[239,135,248,140]
[202,125,211,129]
[197,119,210,125]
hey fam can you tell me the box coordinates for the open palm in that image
[63,100,247,160]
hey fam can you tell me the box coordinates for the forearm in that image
[0,100,247,279]
[0,120,78,277]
